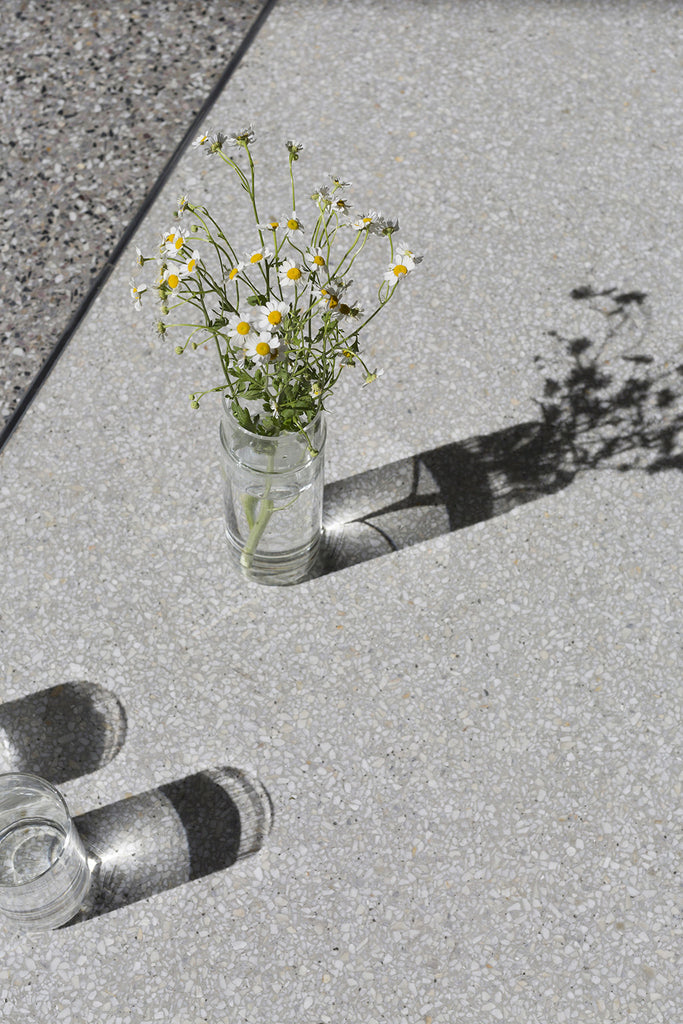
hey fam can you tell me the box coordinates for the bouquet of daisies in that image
[132,125,420,445]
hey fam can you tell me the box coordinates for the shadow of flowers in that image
[318,286,682,574]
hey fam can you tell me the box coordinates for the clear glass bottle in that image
[219,397,326,585]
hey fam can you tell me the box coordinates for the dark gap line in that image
[0,0,279,455]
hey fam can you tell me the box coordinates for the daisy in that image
[383,256,415,284]
[362,368,385,387]
[394,242,423,264]
[253,300,290,333]
[257,217,281,233]
[329,195,351,214]
[163,229,187,256]
[286,140,304,159]
[311,185,332,205]
[244,334,283,365]
[304,247,327,272]
[182,250,201,277]
[192,129,226,155]
[282,212,304,233]
[330,299,363,321]
[244,247,273,266]
[226,311,258,342]
[372,214,400,236]
[329,174,351,189]
[317,279,347,310]
[278,260,305,287]
[164,267,183,291]
[227,125,255,147]
[225,262,244,284]
[349,211,380,231]
[130,279,147,309]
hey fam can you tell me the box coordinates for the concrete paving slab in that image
[0,1,681,1021]
[0,0,273,437]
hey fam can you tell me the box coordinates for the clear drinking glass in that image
[219,397,326,585]
[0,773,92,930]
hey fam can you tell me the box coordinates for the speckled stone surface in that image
[1,1,682,1021]
[0,0,273,434]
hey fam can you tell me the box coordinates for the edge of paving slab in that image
[0,0,279,456]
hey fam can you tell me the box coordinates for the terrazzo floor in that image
[0,1,681,1022]
[0,0,274,443]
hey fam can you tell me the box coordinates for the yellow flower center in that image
[256,341,271,356]
[362,217,373,224]
[186,259,196,273]
[250,253,264,263]
[267,310,282,325]
[287,219,299,230]
[393,264,408,277]
[328,295,339,308]
[229,267,239,279]
[286,267,302,280]
[167,273,180,289]
[236,321,251,336]
[312,254,325,266]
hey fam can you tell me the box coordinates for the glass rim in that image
[0,772,71,890]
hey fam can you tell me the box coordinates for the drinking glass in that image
[0,772,92,930]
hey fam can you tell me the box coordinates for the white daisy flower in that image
[180,250,200,277]
[253,300,290,333]
[244,334,283,365]
[227,125,255,146]
[130,279,147,309]
[304,247,327,272]
[244,247,273,266]
[257,217,281,233]
[329,194,351,214]
[225,262,244,284]
[372,214,400,236]
[362,368,385,387]
[317,279,347,310]
[164,267,183,291]
[193,129,227,155]
[282,211,305,233]
[349,211,381,231]
[383,256,415,284]
[163,229,187,256]
[330,299,363,321]
[329,174,351,188]
[278,260,305,287]
[394,242,423,264]
[286,140,304,159]
[226,311,258,342]
[311,185,333,205]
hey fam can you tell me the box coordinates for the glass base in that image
[226,528,323,585]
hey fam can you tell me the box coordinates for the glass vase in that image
[219,398,326,585]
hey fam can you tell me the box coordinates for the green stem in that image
[240,450,276,571]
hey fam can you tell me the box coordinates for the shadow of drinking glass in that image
[0,681,127,784]
[66,766,273,924]
[317,287,682,575]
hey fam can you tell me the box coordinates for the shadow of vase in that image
[319,420,575,574]
[66,766,273,924]
[316,286,681,576]
[0,681,127,784]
